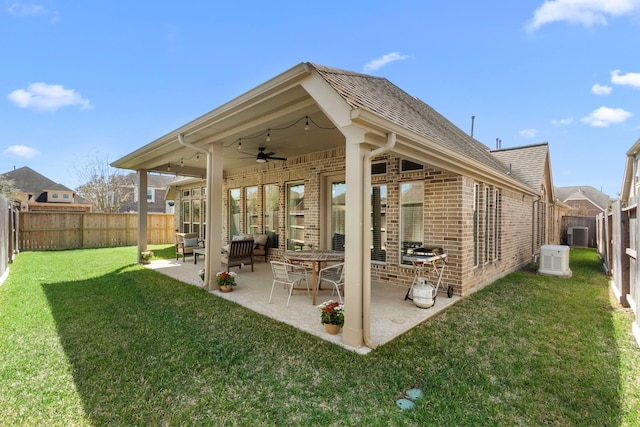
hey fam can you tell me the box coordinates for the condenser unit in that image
[537,245,572,278]
[567,226,588,248]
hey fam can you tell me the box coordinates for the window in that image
[400,182,424,265]
[63,194,70,199]
[401,160,424,171]
[52,193,59,199]
[192,200,201,235]
[287,183,304,250]
[264,184,279,249]
[473,183,479,267]
[484,187,490,263]
[371,162,387,175]
[371,185,387,262]
[147,189,154,203]
[330,181,346,251]
[494,189,501,261]
[182,201,190,233]
[229,188,240,238]
[245,186,259,234]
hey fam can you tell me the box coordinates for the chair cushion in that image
[253,234,268,247]
[184,237,199,247]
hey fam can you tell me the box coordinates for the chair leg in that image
[268,280,277,304]
[286,283,294,308]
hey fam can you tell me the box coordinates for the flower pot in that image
[323,323,341,335]
[219,285,233,293]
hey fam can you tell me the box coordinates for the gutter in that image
[362,132,396,350]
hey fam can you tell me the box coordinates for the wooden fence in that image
[19,212,175,251]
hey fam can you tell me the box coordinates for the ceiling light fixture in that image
[266,129,271,142]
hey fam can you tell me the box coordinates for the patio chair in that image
[176,233,200,262]
[318,262,345,304]
[268,261,309,308]
[221,238,255,272]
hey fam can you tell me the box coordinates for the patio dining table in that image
[284,249,345,305]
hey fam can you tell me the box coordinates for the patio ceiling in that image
[112,68,345,177]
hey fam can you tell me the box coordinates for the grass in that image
[0,246,638,426]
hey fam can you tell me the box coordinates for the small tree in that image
[0,174,19,204]
[75,153,130,213]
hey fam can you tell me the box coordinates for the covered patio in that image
[144,258,459,354]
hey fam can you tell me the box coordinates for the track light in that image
[305,116,309,131]
[167,163,171,171]
[238,139,242,151]
[266,129,271,142]
[180,158,184,167]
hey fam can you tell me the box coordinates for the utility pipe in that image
[362,132,396,349]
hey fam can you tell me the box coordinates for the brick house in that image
[113,62,565,349]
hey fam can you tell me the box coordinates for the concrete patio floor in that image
[145,257,460,354]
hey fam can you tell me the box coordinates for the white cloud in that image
[363,52,409,73]
[6,2,47,17]
[552,116,574,125]
[591,84,612,95]
[3,145,41,159]
[526,0,640,31]
[611,69,640,88]
[7,82,93,112]
[520,128,537,138]
[581,106,632,127]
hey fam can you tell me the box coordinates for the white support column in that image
[204,143,223,291]
[342,132,367,348]
[137,169,148,263]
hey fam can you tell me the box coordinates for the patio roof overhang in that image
[112,63,346,177]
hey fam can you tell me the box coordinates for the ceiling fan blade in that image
[267,156,288,161]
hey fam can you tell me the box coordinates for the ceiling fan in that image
[255,147,287,163]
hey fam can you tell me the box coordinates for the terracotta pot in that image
[323,323,341,335]
[219,285,233,293]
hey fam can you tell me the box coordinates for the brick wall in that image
[175,146,539,296]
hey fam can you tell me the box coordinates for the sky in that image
[1,0,640,198]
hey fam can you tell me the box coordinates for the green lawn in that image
[1,246,638,426]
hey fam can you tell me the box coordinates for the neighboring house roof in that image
[122,172,176,188]
[1,166,90,204]
[312,64,509,176]
[3,166,71,194]
[2,166,91,205]
[490,143,549,192]
[555,186,613,211]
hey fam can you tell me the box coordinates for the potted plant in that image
[140,250,154,264]
[317,300,344,334]
[215,271,237,292]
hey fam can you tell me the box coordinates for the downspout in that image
[362,132,396,349]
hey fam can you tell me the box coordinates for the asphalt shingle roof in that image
[312,64,509,175]
[490,143,549,191]
[555,186,614,210]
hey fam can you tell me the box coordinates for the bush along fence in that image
[19,212,174,250]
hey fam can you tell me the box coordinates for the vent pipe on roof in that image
[470,115,475,138]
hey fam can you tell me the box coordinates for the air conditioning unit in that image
[538,245,572,278]
[568,226,588,248]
